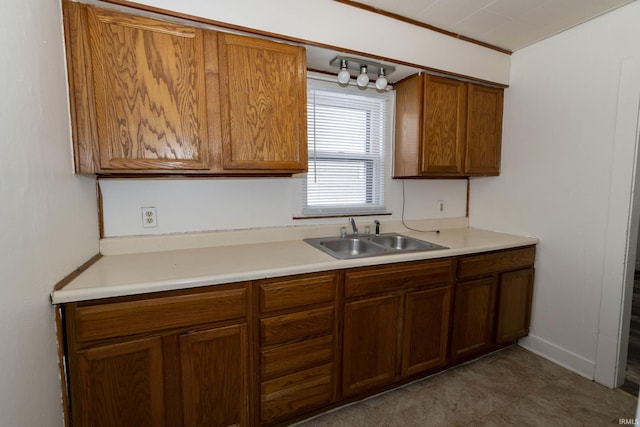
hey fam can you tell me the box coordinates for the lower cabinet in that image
[62,246,535,426]
[342,259,455,397]
[66,283,249,427]
[256,272,338,425]
[402,286,453,376]
[495,268,535,344]
[75,336,166,427]
[452,246,536,361]
[343,294,401,396]
[180,325,249,427]
[450,276,497,360]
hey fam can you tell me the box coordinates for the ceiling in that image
[346,0,633,52]
[305,0,632,85]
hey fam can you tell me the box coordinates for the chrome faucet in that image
[374,220,380,236]
[349,217,358,235]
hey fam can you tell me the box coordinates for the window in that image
[302,78,392,216]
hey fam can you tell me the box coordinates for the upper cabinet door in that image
[465,83,503,175]
[421,75,467,175]
[86,7,209,171]
[218,34,307,172]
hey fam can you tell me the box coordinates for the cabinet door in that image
[180,324,249,427]
[75,336,165,427]
[342,294,400,396]
[86,7,209,171]
[450,277,497,361]
[465,83,503,175]
[421,75,467,175]
[402,286,452,377]
[393,74,423,177]
[495,268,535,344]
[218,34,307,172]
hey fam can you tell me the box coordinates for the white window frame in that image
[301,75,394,217]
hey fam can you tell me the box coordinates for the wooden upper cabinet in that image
[421,75,467,175]
[63,3,308,175]
[67,4,210,172]
[393,73,503,178]
[466,83,503,176]
[217,33,307,172]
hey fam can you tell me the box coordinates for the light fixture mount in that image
[329,56,396,87]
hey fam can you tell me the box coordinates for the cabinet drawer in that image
[259,272,337,314]
[261,335,333,379]
[261,363,334,424]
[260,307,334,346]
[73,286,247,342]
[458,246,535,279]
[345,259,454,298]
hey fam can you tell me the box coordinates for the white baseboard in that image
[519,334,596,380]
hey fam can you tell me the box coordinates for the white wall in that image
[0,0,99,425]
[100,177,467,237]
[469,1,640,384]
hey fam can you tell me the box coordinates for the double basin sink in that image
[304,232,448,260]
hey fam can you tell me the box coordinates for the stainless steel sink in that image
[318,238,387,258]
[304,233,448,260]
[369,234,445,251]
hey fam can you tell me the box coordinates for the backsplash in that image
[99,176,467,237]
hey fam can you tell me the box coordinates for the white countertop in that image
[51,223,539,304]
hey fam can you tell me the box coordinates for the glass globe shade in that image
[337,69,351,84]
[375,76,388,90]
[356,71,369,88]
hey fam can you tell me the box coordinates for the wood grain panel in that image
[421,75,467,174]
[344,259,454,298]
[342,294,400,396]
[261,363,334,424]
[76,336,165,427]
[218,33,307,171]
[393,74,423,177]
[74,287,247,342]
[258,272,337,314]
[401,286,452,376]
[87,6,209,170]
[465,83,503,175]
[260,306,333,346]
[63,1,101,173]
[450,277,497,360]
[458,246,535,279]
[180,324,248,427]
[495,268,535,344]
[260,335,333,379]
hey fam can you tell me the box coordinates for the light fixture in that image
[337,59,350,84]
[375,68,388,90]
[356,65,369,88]
[329,56,396,90]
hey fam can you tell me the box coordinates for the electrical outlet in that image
[437,200,445,213]
[141,207,157,228]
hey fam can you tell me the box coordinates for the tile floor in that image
[297,346,637,427]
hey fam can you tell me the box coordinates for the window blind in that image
[303,79,390,216]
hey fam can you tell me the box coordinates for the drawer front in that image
[259,272,337,314]
[458,246,535,279]
[345,259,454,298]
[261,335,333,379]
[260,306,334,346]
[261,363,334,424]
[73,286,247,342]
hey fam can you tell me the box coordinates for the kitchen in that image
[2,0,640,426]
